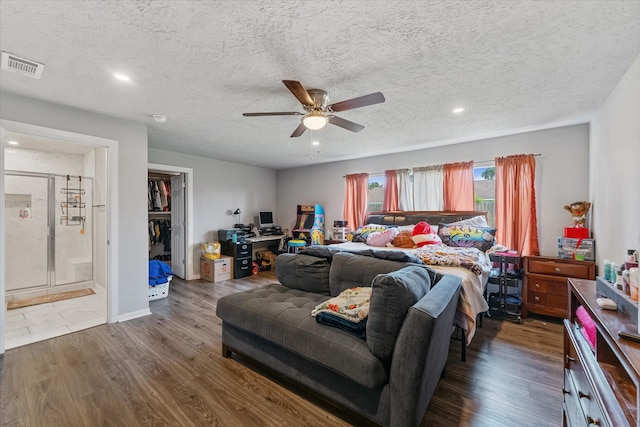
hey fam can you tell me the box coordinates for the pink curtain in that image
[495,154,540,256]
[443,161,474,210]
[382,170,398,211]
[343,173,369,229]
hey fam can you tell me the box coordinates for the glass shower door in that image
[4,174,50,291]
[55,175,93,285]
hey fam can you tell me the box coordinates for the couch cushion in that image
[366,266,432,360]
[329,252,418,296]
[216,283,389,388]
[275,254,331,294]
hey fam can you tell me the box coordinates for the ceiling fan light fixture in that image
[302,111,328,130]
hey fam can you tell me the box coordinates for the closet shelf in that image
[149,211,171,216]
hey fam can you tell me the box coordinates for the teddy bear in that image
[563,201,591,228]
[411,221,442,247]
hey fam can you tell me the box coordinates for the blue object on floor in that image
[149,260,174,286]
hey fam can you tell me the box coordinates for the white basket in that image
[149,276,172,301]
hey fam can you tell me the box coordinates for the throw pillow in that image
[350,224,388,242]
[366,266,432,360]
[438,223,496,252]
[449,215,489,227]
[275,254,331,294]
[366,228,399,247]
[311,286,372,323]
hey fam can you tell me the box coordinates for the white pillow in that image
[449,215,488,227]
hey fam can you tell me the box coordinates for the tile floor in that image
[4,285,107,349]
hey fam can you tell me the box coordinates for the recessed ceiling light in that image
[152,114,168,123]
[312,141,320,146]
[452,107,465,114]
[113,73,130,82]
[7,140,19,145]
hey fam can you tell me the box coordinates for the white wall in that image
[1,92,149,319]
[148,148,277,276]
[590,52,640,267]
[277,124,590,257]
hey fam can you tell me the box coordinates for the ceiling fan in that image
[243,80,385,137]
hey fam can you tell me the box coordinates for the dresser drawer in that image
[565,321,608,427]
[527,259,592,278]
[526,274,568,296]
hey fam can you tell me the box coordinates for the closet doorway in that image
[148,163,193,281]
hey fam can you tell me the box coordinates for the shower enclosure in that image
[4,172,93,293]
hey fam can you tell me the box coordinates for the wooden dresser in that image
[564,278,639,426]
[523,256,595,318]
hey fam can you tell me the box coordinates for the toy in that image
[392,230,415,248]
[563,201,591,228]
[411,221,442,247]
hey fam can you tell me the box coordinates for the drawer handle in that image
[555,267,561,272]
[534,296,540,301]
[535,283,540,288]
[578,391,590,399]
[566,355,575,363]
[587,415,599,425]
[562,388,570,395]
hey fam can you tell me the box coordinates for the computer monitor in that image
[258,211,274,228]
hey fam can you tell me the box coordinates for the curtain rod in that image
[343,153,542,177]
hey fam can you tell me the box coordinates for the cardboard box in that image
[557,237,595,261]
[201,255,233,282]
[564,227,589,238]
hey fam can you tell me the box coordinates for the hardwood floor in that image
[1,271,564,427]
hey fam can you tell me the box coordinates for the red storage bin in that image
[564,227,589,238]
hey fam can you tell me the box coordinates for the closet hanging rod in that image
[342,153,542,178]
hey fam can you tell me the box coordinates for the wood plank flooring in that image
[1,271,564,427]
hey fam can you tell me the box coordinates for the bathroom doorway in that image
[3,129,109,349]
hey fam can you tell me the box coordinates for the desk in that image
[246,235,284,259]
[246,235,284,243]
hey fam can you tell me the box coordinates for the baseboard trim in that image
[117,308,151,322]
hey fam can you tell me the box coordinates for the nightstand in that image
[522,256,595,318]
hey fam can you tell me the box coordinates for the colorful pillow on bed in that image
[366,228,399,247]
[350,224,388,242]
[438,223,496,252]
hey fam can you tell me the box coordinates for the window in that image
[474,165,495,226]
[367,174,385,212]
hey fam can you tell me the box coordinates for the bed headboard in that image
[365,210,487,226]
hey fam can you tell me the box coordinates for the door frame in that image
[1,120,118,355]
[148,163,194,280]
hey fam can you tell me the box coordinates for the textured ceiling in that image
[1,1,639,170]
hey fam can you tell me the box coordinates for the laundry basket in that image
[149,260,174,301]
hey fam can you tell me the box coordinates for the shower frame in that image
[5,170,94,293]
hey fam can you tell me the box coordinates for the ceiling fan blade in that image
[283,80,315,107]
[328,116,365,132]
[243,112,303,117]
[290,122,307,137]
[328,92,385,112]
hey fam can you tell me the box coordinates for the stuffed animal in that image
[392,230,415,248]
[411,221,442,247]
[564,201,591,228]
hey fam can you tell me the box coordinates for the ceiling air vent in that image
[1,52,45,79]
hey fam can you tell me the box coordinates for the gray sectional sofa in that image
[216,251,462,427]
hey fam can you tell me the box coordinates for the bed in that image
[328,211,499,350]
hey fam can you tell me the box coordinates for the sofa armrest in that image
[388,274,461,427]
